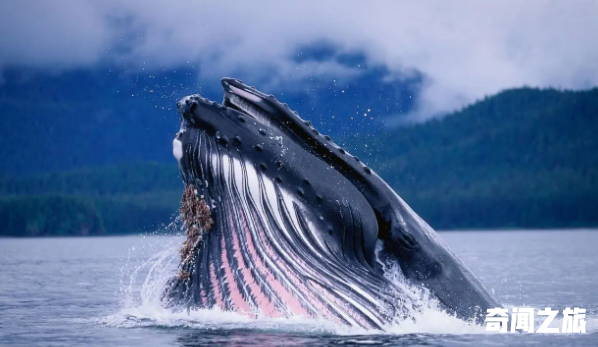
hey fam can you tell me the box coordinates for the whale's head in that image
[170,87,410,329]
[220,78,502,322]
[168,78,500,329]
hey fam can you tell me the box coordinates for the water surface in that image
[0,230,596,346]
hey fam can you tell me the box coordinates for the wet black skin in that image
[175,95,380,271]
[171,95,418,326]
[220,78,501,323]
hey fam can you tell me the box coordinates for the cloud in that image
[1,0,597,120]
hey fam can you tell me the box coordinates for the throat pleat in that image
[171,135,414,329]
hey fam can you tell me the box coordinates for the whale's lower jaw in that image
[164,133,415,329]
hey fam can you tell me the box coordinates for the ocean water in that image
[0,230,596,346]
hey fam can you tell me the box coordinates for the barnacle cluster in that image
[178,184,213,278]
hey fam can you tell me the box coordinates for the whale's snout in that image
[177,95,209,125]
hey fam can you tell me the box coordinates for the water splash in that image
[379,253,487,334]
[103,229,487,335]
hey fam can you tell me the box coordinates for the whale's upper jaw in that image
[220,78,281,128]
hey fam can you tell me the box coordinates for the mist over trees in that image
[1,87,597,236]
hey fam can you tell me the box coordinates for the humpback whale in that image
[165,78,500,329]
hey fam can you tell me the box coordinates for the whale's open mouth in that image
[164,78,501,330]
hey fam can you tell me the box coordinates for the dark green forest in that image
[0,163,182,236]
[348,87,598,229]
[1,87,597,236]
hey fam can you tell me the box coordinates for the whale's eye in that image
[398,232,417,250]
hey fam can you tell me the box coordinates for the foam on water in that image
[100,232,492,336]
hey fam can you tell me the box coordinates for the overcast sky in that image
[1,0,596,120]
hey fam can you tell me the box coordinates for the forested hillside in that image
[0,163,181,236]
[349,87,598,229]
[0,64,415,174]
[1,87,596,236]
